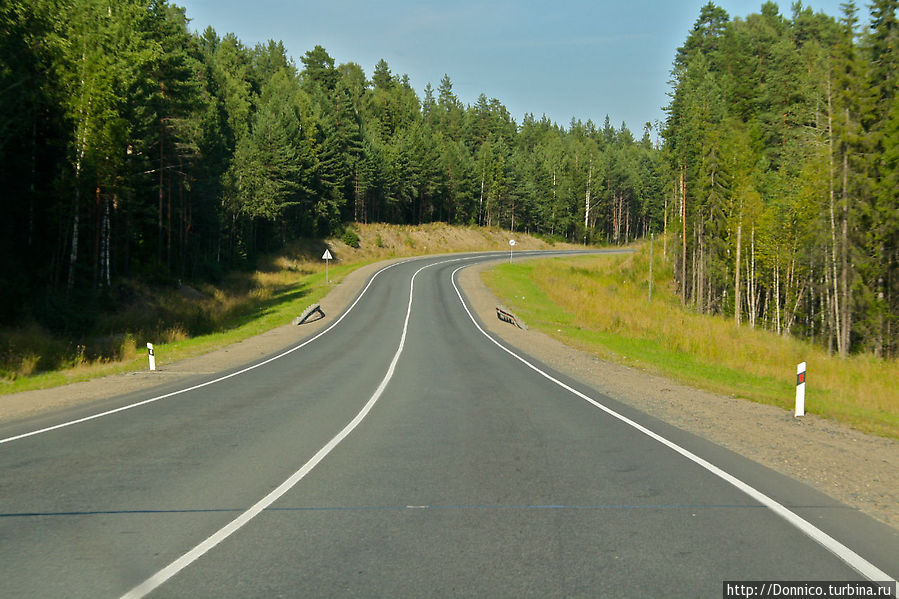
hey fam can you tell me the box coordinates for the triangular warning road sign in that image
[322,249,333,260]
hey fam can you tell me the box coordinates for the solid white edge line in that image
[449,264,896,585]
[0,260,416,446]
[120,255,477,599]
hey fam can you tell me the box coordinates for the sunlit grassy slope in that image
[483,246,899,440]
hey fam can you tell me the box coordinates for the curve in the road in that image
[449,264,896,586]
[121,255,480,599]
[0,259,416,447]
[2,251,895,598]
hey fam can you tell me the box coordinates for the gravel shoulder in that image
[2,254,896,531]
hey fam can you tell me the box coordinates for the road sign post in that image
[322,248,333,284]
[147,343,156,371]
[509,239,516,263]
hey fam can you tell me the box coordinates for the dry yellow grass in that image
[328,222,573,262]
[487,246,899,438]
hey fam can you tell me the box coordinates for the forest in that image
[0,0,663,334]
[0,0,895,358]
[665,1,898,358]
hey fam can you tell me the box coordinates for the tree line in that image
[1,0,663,334]
[664,1,898,358]
[4,0,894,359]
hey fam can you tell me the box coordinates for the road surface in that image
[1,251,896,597]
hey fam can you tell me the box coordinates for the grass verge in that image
[483,249,899,440]
[0,262,361,395]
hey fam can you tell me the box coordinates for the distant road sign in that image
[322,249,333,283]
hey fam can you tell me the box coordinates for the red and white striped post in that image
[795,361,806,417]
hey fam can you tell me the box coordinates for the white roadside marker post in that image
[509,239,516,263]
[322,248,333,284]
[795,361,806,417]
[147,343,156,372]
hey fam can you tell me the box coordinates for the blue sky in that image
[177,0,850,137]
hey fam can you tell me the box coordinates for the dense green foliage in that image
[665,1,898,357]
[0,0,662,335]
[3,0,895,360]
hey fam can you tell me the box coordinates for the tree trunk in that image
[749,224,756,328]
[875,270,884,357]
[158,118,165,266]
[785,284,805,335]
[625,202,631,244]
[775,258,782,334]
[29,120,36,249]
[649,233,654,302]
[550,167,556,236]
[664,188,669,256]
[840,146,851,356]
[92,185,101,288]
[100,196,111,287]
[735,216,742,326]
[354,163,364,223]
[584,158,592,230]
[68,55,91,292]
[696,219,704,311]
[692,221,699,306]
[167,154,173,271]
[67,187,80,292]
[681,166,687,304]
[478,173,485,227]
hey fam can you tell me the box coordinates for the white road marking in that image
[120,256,477,599]
[450,264,896,584]
[0,261,415,446]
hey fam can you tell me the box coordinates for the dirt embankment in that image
[2,253,896,532]
[325,222,576,262]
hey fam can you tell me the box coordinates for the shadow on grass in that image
[216,283,315,332]
[1,273,324,389]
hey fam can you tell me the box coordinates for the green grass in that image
[483,249,899,440]
[144,264,357,365]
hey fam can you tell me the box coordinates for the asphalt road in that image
[1,251,897,598]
